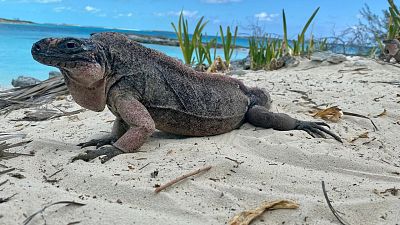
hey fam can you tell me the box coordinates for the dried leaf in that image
[375,109,387,117]
[349,132,369,143]
[228,200,299,225]
[313,106,343,122]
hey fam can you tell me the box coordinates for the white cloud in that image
[85,5,100,13]
[53,6,71,12]
[116,12,134,18]
[155,10,198,18]
[203,0,241,3]
[254,12,279,21]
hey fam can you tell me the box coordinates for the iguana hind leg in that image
[78,117,129,148]
[246,105,342,142]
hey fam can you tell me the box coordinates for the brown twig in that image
[224,156,242,165]
[23,201,86,225]
[342,111,378,131]
[321,181,350,225]
[48,168,64,178]
[155,165,212,193]
[138,162,151,170]
[0,179,8,187]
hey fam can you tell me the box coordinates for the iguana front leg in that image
[77,117,129,148]
[73,97,156,163]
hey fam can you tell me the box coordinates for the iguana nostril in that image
[34,43,41,51]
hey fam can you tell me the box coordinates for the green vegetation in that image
[172,8,322,72]
[248,8,320,71]
[202,36,217,66]
[387,0,400,39]
[219,25,238,67]
[283,7,320,56]
[172,11,238,70]
[248,36,283,70]
[171,12,208,65]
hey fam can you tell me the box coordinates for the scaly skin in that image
[32,32,341,163]
[383,39,400,63]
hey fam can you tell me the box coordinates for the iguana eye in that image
[66,41,77,49]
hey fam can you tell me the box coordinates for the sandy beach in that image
[0,57,399,225]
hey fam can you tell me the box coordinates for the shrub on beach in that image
[172,11,237,70]
[248,36,283,70]
[282,7,320,57]
[219,25,238,67]
[171,12,208,65]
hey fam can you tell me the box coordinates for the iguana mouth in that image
[31,37,97,68]
[32,53,94,68]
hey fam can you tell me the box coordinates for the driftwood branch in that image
[23,201,86,225]
[322,181,351,225]
[155,165,212,193]
[0,76,68,113]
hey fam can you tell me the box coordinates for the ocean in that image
[0,23,248,88]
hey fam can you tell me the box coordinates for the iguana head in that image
[383,39,400,56]
[31,37,107,86]
[32,36,108,111]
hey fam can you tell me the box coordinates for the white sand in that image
[0,58,399,225]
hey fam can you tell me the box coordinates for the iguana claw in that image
[72,146,123,163]
[295,120,342,143]
[78,136,116,149]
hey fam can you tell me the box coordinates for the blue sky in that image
[0,0,393,37]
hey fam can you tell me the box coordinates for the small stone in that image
[311,51,346,64]
[11,76,41,87]
[49,71,62,78]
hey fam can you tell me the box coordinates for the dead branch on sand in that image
[155,165,212,193]
[0,76,68,114]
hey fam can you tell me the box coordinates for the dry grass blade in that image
[0,168,16,176]
[0,76,68,113]
[228,200,299,225]
[13,108,85,121]
[375,109,387,118]
[349,132,369,143]
[0,193,17,204]
[338,67,371,73]
[0,179,8,187]
[342,111,378,131]
[313,106,343,122]
[0,133,26,141]
[23,201,86,225]
[0,140,33,160]
[321,181,351,225]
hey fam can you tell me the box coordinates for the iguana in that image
[383,39,400,63]
[31,32,341,163]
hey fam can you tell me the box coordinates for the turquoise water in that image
[0,23,248,87]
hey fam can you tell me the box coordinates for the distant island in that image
[0,17,247,49]
[0,18,35,24]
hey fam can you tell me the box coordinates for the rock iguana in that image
[32,32,341,163]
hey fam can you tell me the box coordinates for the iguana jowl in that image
[32,32,341,163]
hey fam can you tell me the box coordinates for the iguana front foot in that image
[78,136,116,149]
[295,120,342,143]
[72,146,123,163]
